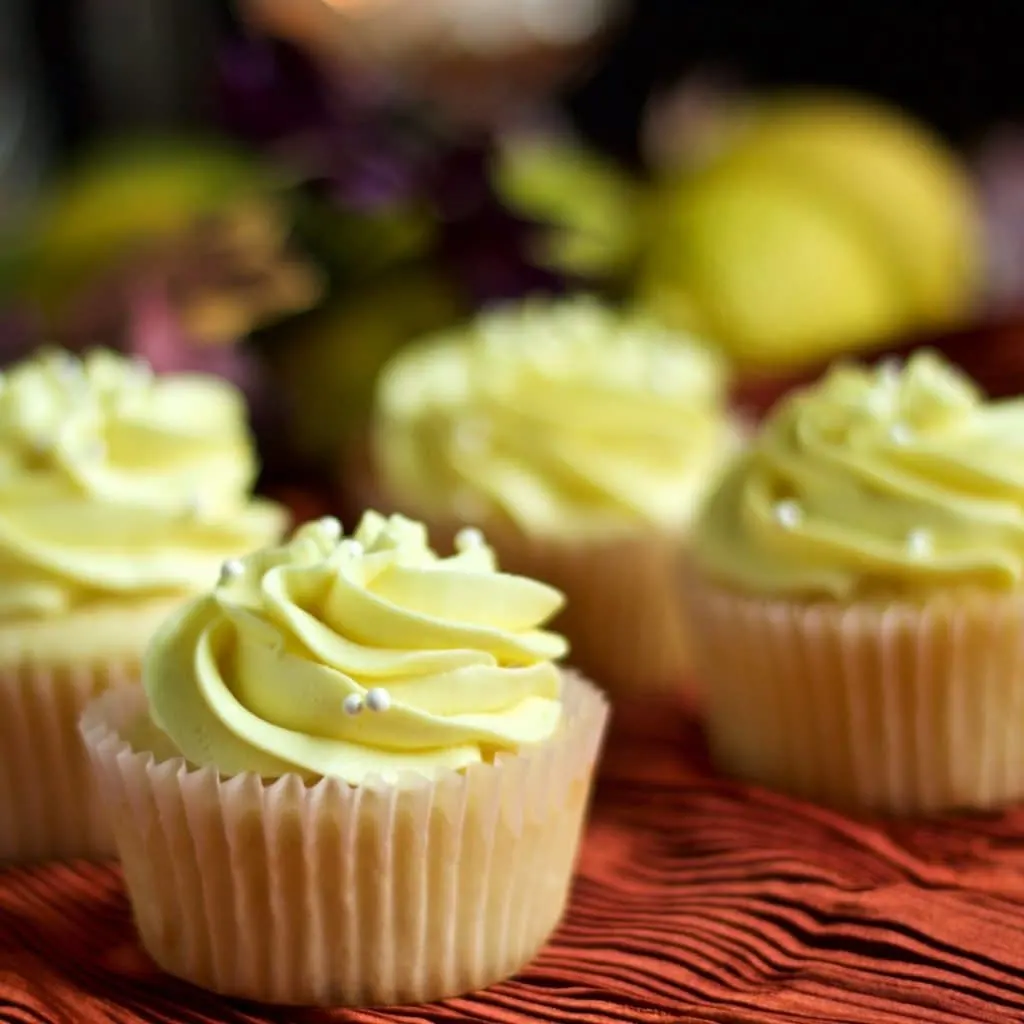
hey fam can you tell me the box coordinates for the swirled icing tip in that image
[144,504,568,780]
[693,347,1024,598]
[217,510,504,593]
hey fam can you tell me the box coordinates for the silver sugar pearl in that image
[318,516,343,543]
[343,694,365,716]
[219,559,244,584]
[775,499,804,530]
[365,687,392,713]
[907,529,932,558]
[890,423,912,445]
[455,527,486,552]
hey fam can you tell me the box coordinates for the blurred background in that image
[4,0,1024,498]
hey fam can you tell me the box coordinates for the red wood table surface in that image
[4,693,1024,1024]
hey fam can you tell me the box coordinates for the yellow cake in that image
[80,511,609,1006]
[0,348,285,861]
[687,351,1024,814]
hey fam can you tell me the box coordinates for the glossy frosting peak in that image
[144,512,567,783]
[695,352,1024,598]
[374,297,737,537]
[0,348,284,619]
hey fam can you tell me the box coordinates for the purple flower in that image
[217,37,573,305]
[218,39,430,213]
[428,144,571,303]
[218,39,332,152]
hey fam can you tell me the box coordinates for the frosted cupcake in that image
[687,351,1024,814]
[80,511,608,1006]
[0,348,285,861]
[368,296,740,699]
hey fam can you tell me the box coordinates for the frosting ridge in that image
[0,348,285,618]
[695,352,1024,598]
[374,297,737,537]
[144,511,567,783]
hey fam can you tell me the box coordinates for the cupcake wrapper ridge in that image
[80,671,609,1007]
[0,660,137,863]
[687,577,1024,815]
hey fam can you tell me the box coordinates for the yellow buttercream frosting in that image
[695,352,1024,599]
[0,348,285,620]
[143,511,567,783]
[373,297,738,538]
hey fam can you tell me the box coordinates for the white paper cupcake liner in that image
[80,671,609,1007]
[686,576,1024,815]
[0,660,138,863]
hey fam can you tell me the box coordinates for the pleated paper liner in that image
[0,660,138,863]
[685,576,1024,815]
[341,456,693,702]
[79,672,609,1008]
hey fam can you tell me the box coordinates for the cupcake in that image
[367,296,740,699]
[79,511,608,1007]
[687,351,1024,814]
[0,348,285,862]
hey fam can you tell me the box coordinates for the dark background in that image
[29,1,1024,158]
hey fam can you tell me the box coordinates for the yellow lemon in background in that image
[638,93,981,370]
[266,269,462,467]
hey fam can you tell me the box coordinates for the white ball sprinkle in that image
[878,358,903,386]
[56,350,81,377]
[346,540,364,558]
[343,694,364,716]
[219,559,244,584]
[318,516,343,543]
[775,499,804,529]
[455,527,486,552]
[907,529,932,557]
[889,423,912,445]
[130,355,153,383]
[365,687,392,713]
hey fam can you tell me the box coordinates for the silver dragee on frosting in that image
[142,512,568,784]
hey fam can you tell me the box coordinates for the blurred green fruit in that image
[638,93,980,369]
[267,270,463,466]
